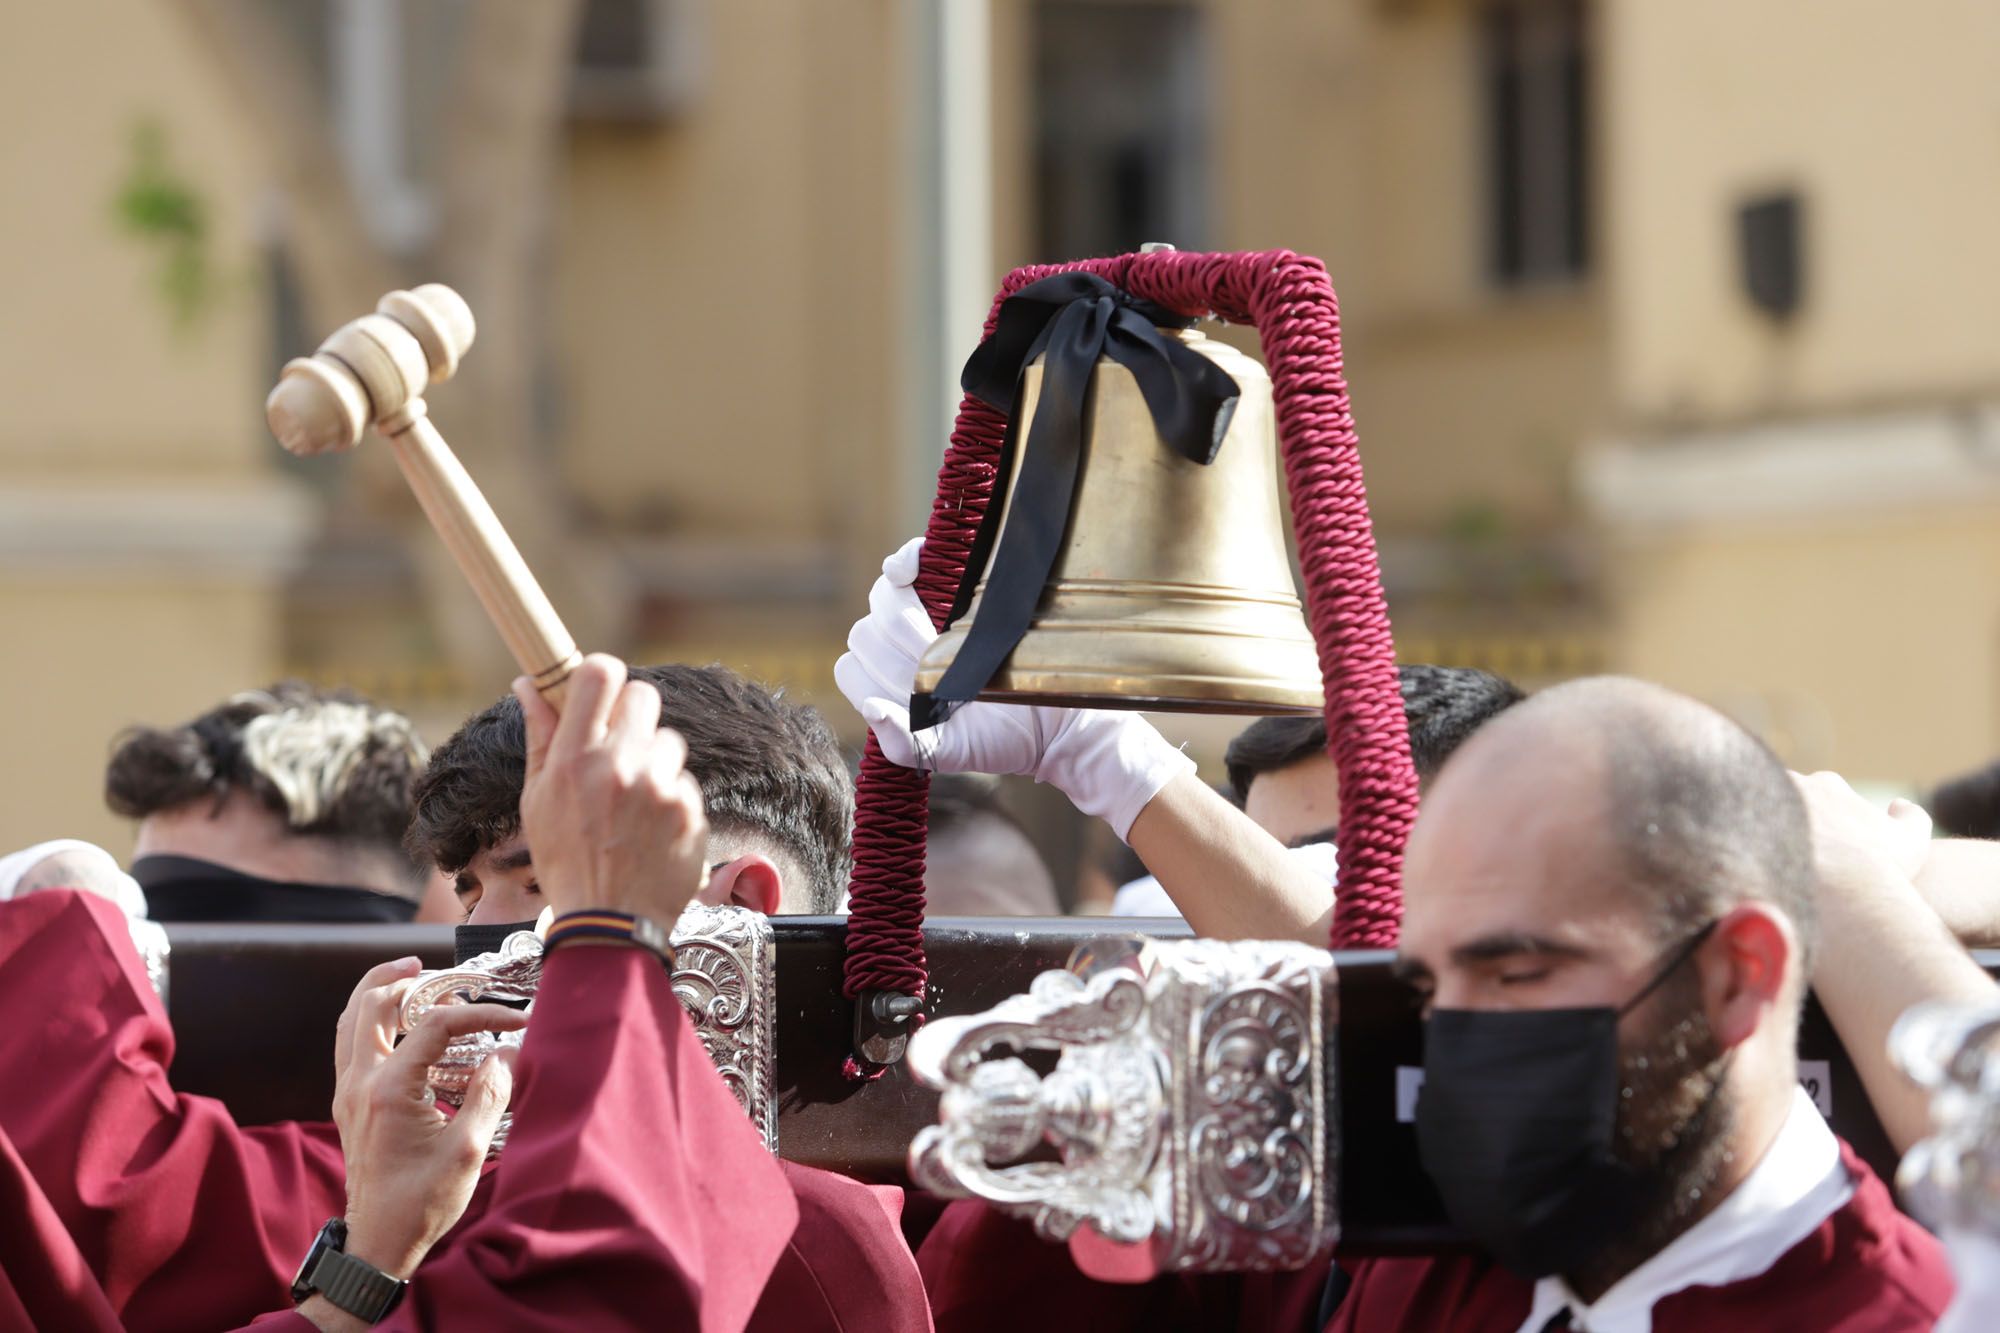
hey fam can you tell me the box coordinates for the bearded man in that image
[842,537,1957,1330]
[1336,677,1950,1328]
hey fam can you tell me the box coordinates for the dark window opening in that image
[1481,0,1590,286]
[577,0,652,75]
[1032,2,1209,262]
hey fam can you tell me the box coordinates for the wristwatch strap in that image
[304,1244,406,1323]
[544,909,678,969]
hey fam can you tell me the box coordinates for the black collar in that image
[133,854,418,924]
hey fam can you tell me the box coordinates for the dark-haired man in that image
[1113,666,1523,915]
[105,682,434,922]
[415,663,852,956]
[404,661,928,1332]
[1222,664,1524,848]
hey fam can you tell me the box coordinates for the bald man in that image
[877,675,1957,1332]
[1343,677,1951,1328]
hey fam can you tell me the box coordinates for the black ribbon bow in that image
[910,272,1241,731]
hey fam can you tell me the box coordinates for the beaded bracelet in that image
[543,909,677,970]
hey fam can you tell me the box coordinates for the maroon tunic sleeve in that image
[0,890,346,1331]
[383,943,800,1333]
[751,1162,932,1332]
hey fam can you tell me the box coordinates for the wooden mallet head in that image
[267,284,476,453]
[266,284,579,707]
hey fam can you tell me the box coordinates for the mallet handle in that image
[384,409,580,709]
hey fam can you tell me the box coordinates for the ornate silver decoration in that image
[397,906,776,1153]
[1891,998,2000,1235]
[668,903,778,1150]
[129,918,171,1003]
[909,937,1338,1274]
[402,931,542,1133]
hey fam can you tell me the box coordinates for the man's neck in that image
[135,797,407,899]
[1563,1073,1792,1304]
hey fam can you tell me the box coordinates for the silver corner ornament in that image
[667,902,778,1148]
[908,937,1340,1275]
[1891,998,2000,1235]
[398,904,777,1152]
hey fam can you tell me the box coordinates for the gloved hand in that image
[0,839,148,917]
[0,839,169,998]
[836,538,1195,841]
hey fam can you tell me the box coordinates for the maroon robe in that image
[770,1161,933,1332]
[2,891,927,1331]
[0,1125,121,1332]
[232,941,796,1332]
[916,1144,1954,1333]
[1322,1141,1953,1332]
[0,890,346,1328]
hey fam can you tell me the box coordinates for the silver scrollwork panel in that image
[397,905,776,1153]
[1892,999,2000,1235]
[910,937,1338,1275]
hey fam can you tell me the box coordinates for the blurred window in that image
[570,0,704,123]
[1033,1,1209,261]
[1480,0,1589,286]
[315,0,449,255]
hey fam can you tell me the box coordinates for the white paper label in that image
[1396,1065,1424,1123]
[1798,1059,1832,1116]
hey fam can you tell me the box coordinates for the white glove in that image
[0,838,167,999]
[836,538,1195,841]
[0,838,149,918]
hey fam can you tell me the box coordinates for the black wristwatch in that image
[291,1218,408,1323]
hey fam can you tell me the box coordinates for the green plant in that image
[113,119,215,327]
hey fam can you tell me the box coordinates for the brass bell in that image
[914,328,1324,714]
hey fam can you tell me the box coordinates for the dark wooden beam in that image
[162,919,1981,1253]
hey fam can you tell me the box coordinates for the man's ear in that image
[1699,903,1795,1050]
[698,854,783,915]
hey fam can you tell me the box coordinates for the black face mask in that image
[1414,920,1720,1281]
[453,919,542,967]
[134,855,418,924]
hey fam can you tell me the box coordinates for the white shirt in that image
[1937,1229,2000,1333]
[1516,1086,1854,1333]
[1108,840,1339,918]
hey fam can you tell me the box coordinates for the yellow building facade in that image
[0,1,313,853]
[4,0,1993,856]
[1588,0,2000,782]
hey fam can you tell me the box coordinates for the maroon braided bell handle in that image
[841,249,1418,1073]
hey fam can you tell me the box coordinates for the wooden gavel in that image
[266,285,580,707]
